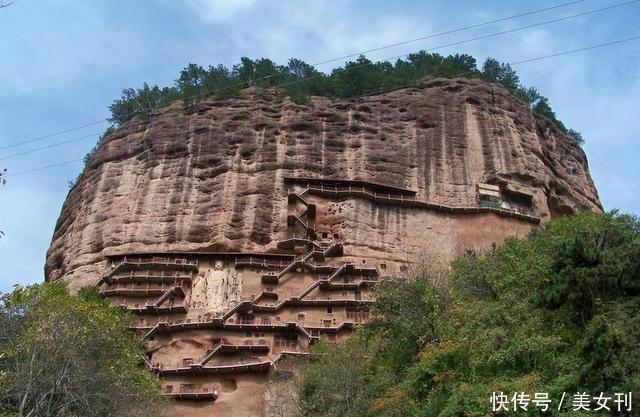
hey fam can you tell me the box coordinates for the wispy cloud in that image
[0,0,638,293]
[184,0,257,22]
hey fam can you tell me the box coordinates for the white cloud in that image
[1,0,638,295]
[185,0,257,22]
[517,29,553,57]
[238,2,427,69]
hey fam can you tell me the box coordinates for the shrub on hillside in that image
[298,212,639,417]
[0,283,168,417]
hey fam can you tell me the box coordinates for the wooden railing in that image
[106,256,198,277]
[103,269,193,284]
[156,359,273,375]
[303,184,540,223]
[162,387,218,401]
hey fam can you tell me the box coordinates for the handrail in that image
[157,359,273,376]
[143,318,340,341]
[105,257,198,278]
[283,176,418,195]
[304,185,540,223]
[215,260,373,323]
[147,287,184,309]
[198,342,271,366]
[102,269,194,284]
[162,389,218,401]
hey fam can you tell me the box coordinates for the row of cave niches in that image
[97,246,378,401]
[96,178,542,404]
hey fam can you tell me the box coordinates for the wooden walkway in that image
[301,184,540,223]
[283,176,418,195]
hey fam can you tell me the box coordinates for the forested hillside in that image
[297,212,639,417]
[0,284,167,417]
[81,52,584,172]
[107,52,576,135]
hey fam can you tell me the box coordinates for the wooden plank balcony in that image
[100,287,171,297]
[261,243,343,284]
[125,304,187,314]
[143,320,311,340]
[260,270,280,284]
[319,279,378,290]
[304,321,357,334]
[223,259,375,321]
[295,298,375,307]
[282,176,418,195]
[107,256,198,276]
[114,286,188,315]
[234,257,289,270]
[100,270,193,285]
[100,284,185,298]
[162,390,217,401]
[272,351,310,365]
[276,239,343,257]
[293,182,540,224]
[158,360,272,376]
[198,342,271,366]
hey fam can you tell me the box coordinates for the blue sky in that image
[0,0,638,292]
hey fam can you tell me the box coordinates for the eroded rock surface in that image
[46,78,600,286]
[45,78,601,417]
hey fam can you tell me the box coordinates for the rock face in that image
[45,78,601,416]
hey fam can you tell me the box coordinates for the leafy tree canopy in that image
[104,52,579,143]
[0,283,168,417]
[83,52,584,187]
[298,211,639,417]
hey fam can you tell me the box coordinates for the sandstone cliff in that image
[45,77,601,287]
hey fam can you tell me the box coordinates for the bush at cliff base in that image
[0,283,168,417]
[298,211,640,417]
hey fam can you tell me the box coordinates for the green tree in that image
[298,212,640,417]
[299,338,378,417]
[102,52,577,145]
[535,213,639,324]
[515,86,543,107]
[0,283,167,417]
[331,55,388,98]
[567,129,585,145]
[532,95,567,132]
[204,64,240,98]
[108,83,179,126]
[286,58,319,80]
[253,58,286,87]
[481,57,520,92]
[440,53,478,76]
[232,57,258,87]
[175,63,208,98]
[176,63,242,101]
[283,59,325,104]
[364,270,449,373]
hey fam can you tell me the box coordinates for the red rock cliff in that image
[46,77,601,286]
